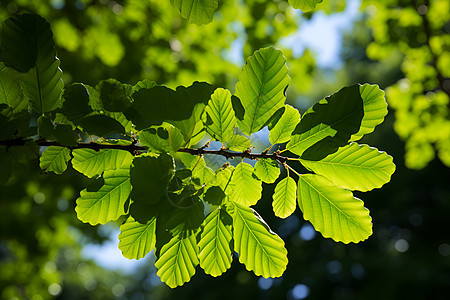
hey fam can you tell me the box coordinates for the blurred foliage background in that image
[0,0,449,299]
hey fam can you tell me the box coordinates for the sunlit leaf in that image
[0,64,27,113]
[72,149,132,178]
[39,146,71,174]
[289,0,323,12]
[286,84,364,160]
[204,88,236,143]
[229,162,262,206]
[198,208,233,277]
[272,176,297,219]
[254,159,280,183]
[155,233,199,288]
[118,216,156,260]
[170,0,218,25]
[297,174,373,243]
[269,105,300,145]
[169,102,206,147]
[231,202,288,277]
[139,123,185,155]
[75,166,131,225]
[0,14,63,113]
[234,47,290,136]
[226,135,251,152]
[300,143,395,191]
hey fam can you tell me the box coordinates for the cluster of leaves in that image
[362,0,450,169]
[171,0,324,25]
[0,14,395,288]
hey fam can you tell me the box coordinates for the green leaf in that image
[170,0,218,25]
[118,216,156,260]
[297,174,373,244]
[300,143,396,192]
[72,149,133,178]
[132,79,157,93]
[0,14,63,114]
[269,105,301,145]
[234,47,290,136]
[129,154,174,223]
[139,124,185,155]
[289,0,323,12]
[125,81,214,130]
[226,135,251,152]
[350,84,388,141]
[204,88,236,143]
[229,162,262,206]
[286,84,364,160]
[60,83,93,122]
[98,78,131,112]
[54,124,78,147]
[75,167,131,225]
[254,159,280,183]
[180,153,215,186]
[203,186,226,206]
[198,208,233,277]
[0,64,26,113]
[39,146,71,174]
[76,114,125,136]
[37,115,56,140]
[231,202,288,277]
[169,102,205,147]
[272,176,297,219]
[155,233,199,288]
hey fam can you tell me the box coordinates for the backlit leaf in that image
[118,216,156,260]
[297,174,373,243]
[286,84,364,160]
[0,64,26,113]
[170,0,218,25]
[139,123,185,155]
[300,143,395,191]
[98,78,131,112]
[254,159,280,183]
[226,135,251,152]
[204,88,236,143]
[269,105,300,145]
[272,176,297,219]
[155,233,199,288]
[234,47,290,136]
[75,167,131,225]
[231,202,288,277]
[229,162,262,206]
[39,146,71,174]
[0,14,63,113]
[72,149,132,178]
[198,208,233,277]
[289,0,323,12]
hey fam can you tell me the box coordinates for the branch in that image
[177,147,292,164]
[1,139,293,164]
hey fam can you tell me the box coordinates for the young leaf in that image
[118,216,157,260]
[269,105,301,145]
[72,149,132,178]
[39,146,71,174]
[170,0,218,25]
[272,176,297,219]
[231,202,288,277]
[75,167,131,225]
[234,47,290,136]
[300,143,396,191]
[0,64,27,113]
[204,88,236,143]
[226,135,251,152]
[289,0,323,12]
[180,153,215,186]
[229,162,262,206]
[350,84,388,141]
[0,14,63,114]
[286,84,364,160]
[254,159,280,183]
[155,233,199,288]
[198,208,233,277]
[139,124,185,155]
[297,174,373,244]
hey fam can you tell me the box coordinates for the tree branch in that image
[0,139,292,163]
